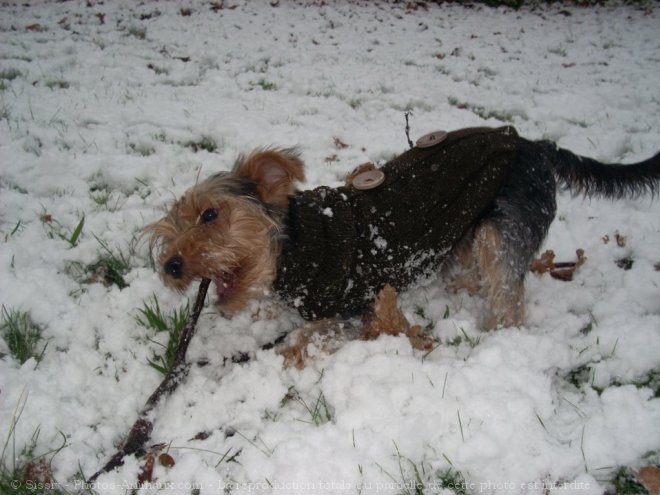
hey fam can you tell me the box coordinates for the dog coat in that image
[274,126,519,320]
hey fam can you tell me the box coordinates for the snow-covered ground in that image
[1,1,659,494]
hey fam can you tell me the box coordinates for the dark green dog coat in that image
[273,126,519,320]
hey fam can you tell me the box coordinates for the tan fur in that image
[233,148,305,210]
[447,222,524,328]
[146,189,280,314]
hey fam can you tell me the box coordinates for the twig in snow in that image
[88,278,211,483]
[404,111,414,149]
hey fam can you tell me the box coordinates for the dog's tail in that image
[540,141,660,199]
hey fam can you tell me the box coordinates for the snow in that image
[1,1,659,494]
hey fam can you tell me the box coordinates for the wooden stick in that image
[88,278,211,483]
[404,111,414,150]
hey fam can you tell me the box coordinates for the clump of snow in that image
[0,1,659,494]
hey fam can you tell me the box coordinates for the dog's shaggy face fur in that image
[147,149,305,315]
[147,129,659,329]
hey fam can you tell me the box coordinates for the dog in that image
[146,126,659,329]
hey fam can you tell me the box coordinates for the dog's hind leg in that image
[444,229,482,296]
[445,221,525,328]
[452,140,560,328]
[472,221,526,328]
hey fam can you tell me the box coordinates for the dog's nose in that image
[164,255,184,279]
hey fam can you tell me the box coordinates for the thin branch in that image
[88,278,211,482]
[404,111,414,149]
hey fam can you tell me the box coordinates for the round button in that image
[416,130,448,148]
[352,169,385,190]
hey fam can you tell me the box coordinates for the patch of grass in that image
[437,466,469,495]
[414,305,437,335]
[41,212,85,247]
[0,69,22,91]
[228,428,272,458]
[615,257,634,271]
[580,313,597,335]
[611,467,648,495]
[565,361,659,397]
[459,327,480,348]
[126,25,147,40]
[394,443,426,495]
[282,386,333,426]
[89,185,126,212]
[65,236,138,290]
[548,45,568,57]
[3,219,24,241]
[633,369,660,398]
[375,444,424,495]
[376,445,470,495]
[1,392,69,495]
[184,135,218,153]
[136,295,190,375]
[147,62,169,76]
[565,363,596,390]
[44,79,70,90]
[1,306,46,365]
[254,78,277,91]
[348,97,363,109]
[0,68,23,81]
[86,234,133,289]
[447,96,517,123]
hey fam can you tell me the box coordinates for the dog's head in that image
[145,148,305,313]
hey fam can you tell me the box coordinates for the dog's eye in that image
[200,208,218,223]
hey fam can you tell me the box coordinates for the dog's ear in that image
[232,148,305,209]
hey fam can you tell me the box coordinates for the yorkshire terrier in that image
[147,126,659,329]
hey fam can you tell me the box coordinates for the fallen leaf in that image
[159,453,175,468]
[635,466,660,495]
[615,231,627,247]
[190,431,211,441]
[26,23,45,32]
[362,284,434,351]
[530,249,586,281]
[333,136,349,149]
[23,460,52,484]
[138,453,155,483]
[530,250,556,274]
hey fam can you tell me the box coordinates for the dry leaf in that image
[190,431,211,441]
[635,466,660,495]
[23,460,52,484]
[159,453,175,468]
[26,23,45,32]
[530,249,586,281]
[406,324,434,352]
[137,453,155,483]
[333,136,349,149]
[530,250,556,274]
[615,231,627,247]
[362,284,434,351]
